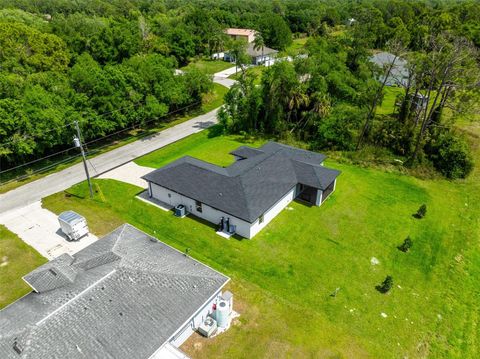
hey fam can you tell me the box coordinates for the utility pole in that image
[73,120,93,198]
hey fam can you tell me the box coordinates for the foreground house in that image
[143,142,340,239]
[0,224,229,359]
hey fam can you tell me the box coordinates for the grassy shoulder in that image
[181,59,234,75]
[0,225,47,309]
[0,83,228,195]
[43,129,480,358]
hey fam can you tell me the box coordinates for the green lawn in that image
[0,225,47,309]
[181,59,234,75]
[135,126,265,168]
[279,37,309,57]
[42,128,480,358]
[228,66,264,85]
[377,86,404,116]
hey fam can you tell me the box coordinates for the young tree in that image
[229,39,250,80]
[398,236,413,252]
[377,275,394,293]
[415,204,427,219]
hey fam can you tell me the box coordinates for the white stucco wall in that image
[248,186,296,238]
[150,184,252,238]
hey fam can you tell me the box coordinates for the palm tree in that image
[311,92,331,118]
[253,32,266,65]
[287,85,309,130]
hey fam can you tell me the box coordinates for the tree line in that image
[218,1,479,179]
[0,0,479,178]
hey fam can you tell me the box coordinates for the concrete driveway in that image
[0,202,98,260]
[98,162,155,188]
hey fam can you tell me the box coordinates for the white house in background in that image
[143,142,340,239]
[0,224,231,359]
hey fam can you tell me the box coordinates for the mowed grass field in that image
[0,225,47,309]
[42,128,480,358]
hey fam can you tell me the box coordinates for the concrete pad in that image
[136,191,173,212]
[213,66,238,78]
[98,162,155,188]
[213,78,236,89]
[215,231,231,239]
[0,202,98,260]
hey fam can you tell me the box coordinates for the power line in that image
[0,153,82,186]
[0,145,79,175]
[0,102,145,149]
[0,100,203,183]
[0,122,76,149]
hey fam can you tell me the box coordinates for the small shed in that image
[58,211,89,241]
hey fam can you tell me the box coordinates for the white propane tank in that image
[216,300,229,328]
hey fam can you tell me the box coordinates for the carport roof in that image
[0,224,229,359]
[143,142,340,223]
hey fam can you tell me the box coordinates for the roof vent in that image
[49,269,57,276]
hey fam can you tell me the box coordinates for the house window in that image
[195,200,203,213]
[259,214,264,224]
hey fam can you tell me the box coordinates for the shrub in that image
[414,204,427,219]
[424,130,474,179]
[398,236,413,252]
[371,116,415,156]
[376,275,393,293]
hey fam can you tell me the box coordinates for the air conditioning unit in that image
[174,205,186,217]
[198,317,217,338]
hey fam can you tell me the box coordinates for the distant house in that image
[224,43,278,65]
[0,224,230,359]
[370,51,410,87]
[143,142,340,239]
[225,28,257,43]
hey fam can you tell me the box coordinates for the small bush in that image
[414,204,427,219]
[398,236,413,252]
[376,275,393,293]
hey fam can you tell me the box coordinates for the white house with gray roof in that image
[0,224,229,359]
[143,142,340,239]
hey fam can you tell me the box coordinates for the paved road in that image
[0,67,236,214]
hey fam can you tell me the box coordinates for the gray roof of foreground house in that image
[143,142,340,223]
[0,224,228,359]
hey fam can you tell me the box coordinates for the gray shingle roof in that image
[370,51,410,86]
[143,142,340,223]
[246,43,278,57]
[0,224,228,359]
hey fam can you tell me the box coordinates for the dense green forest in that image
[0,0,479,179]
